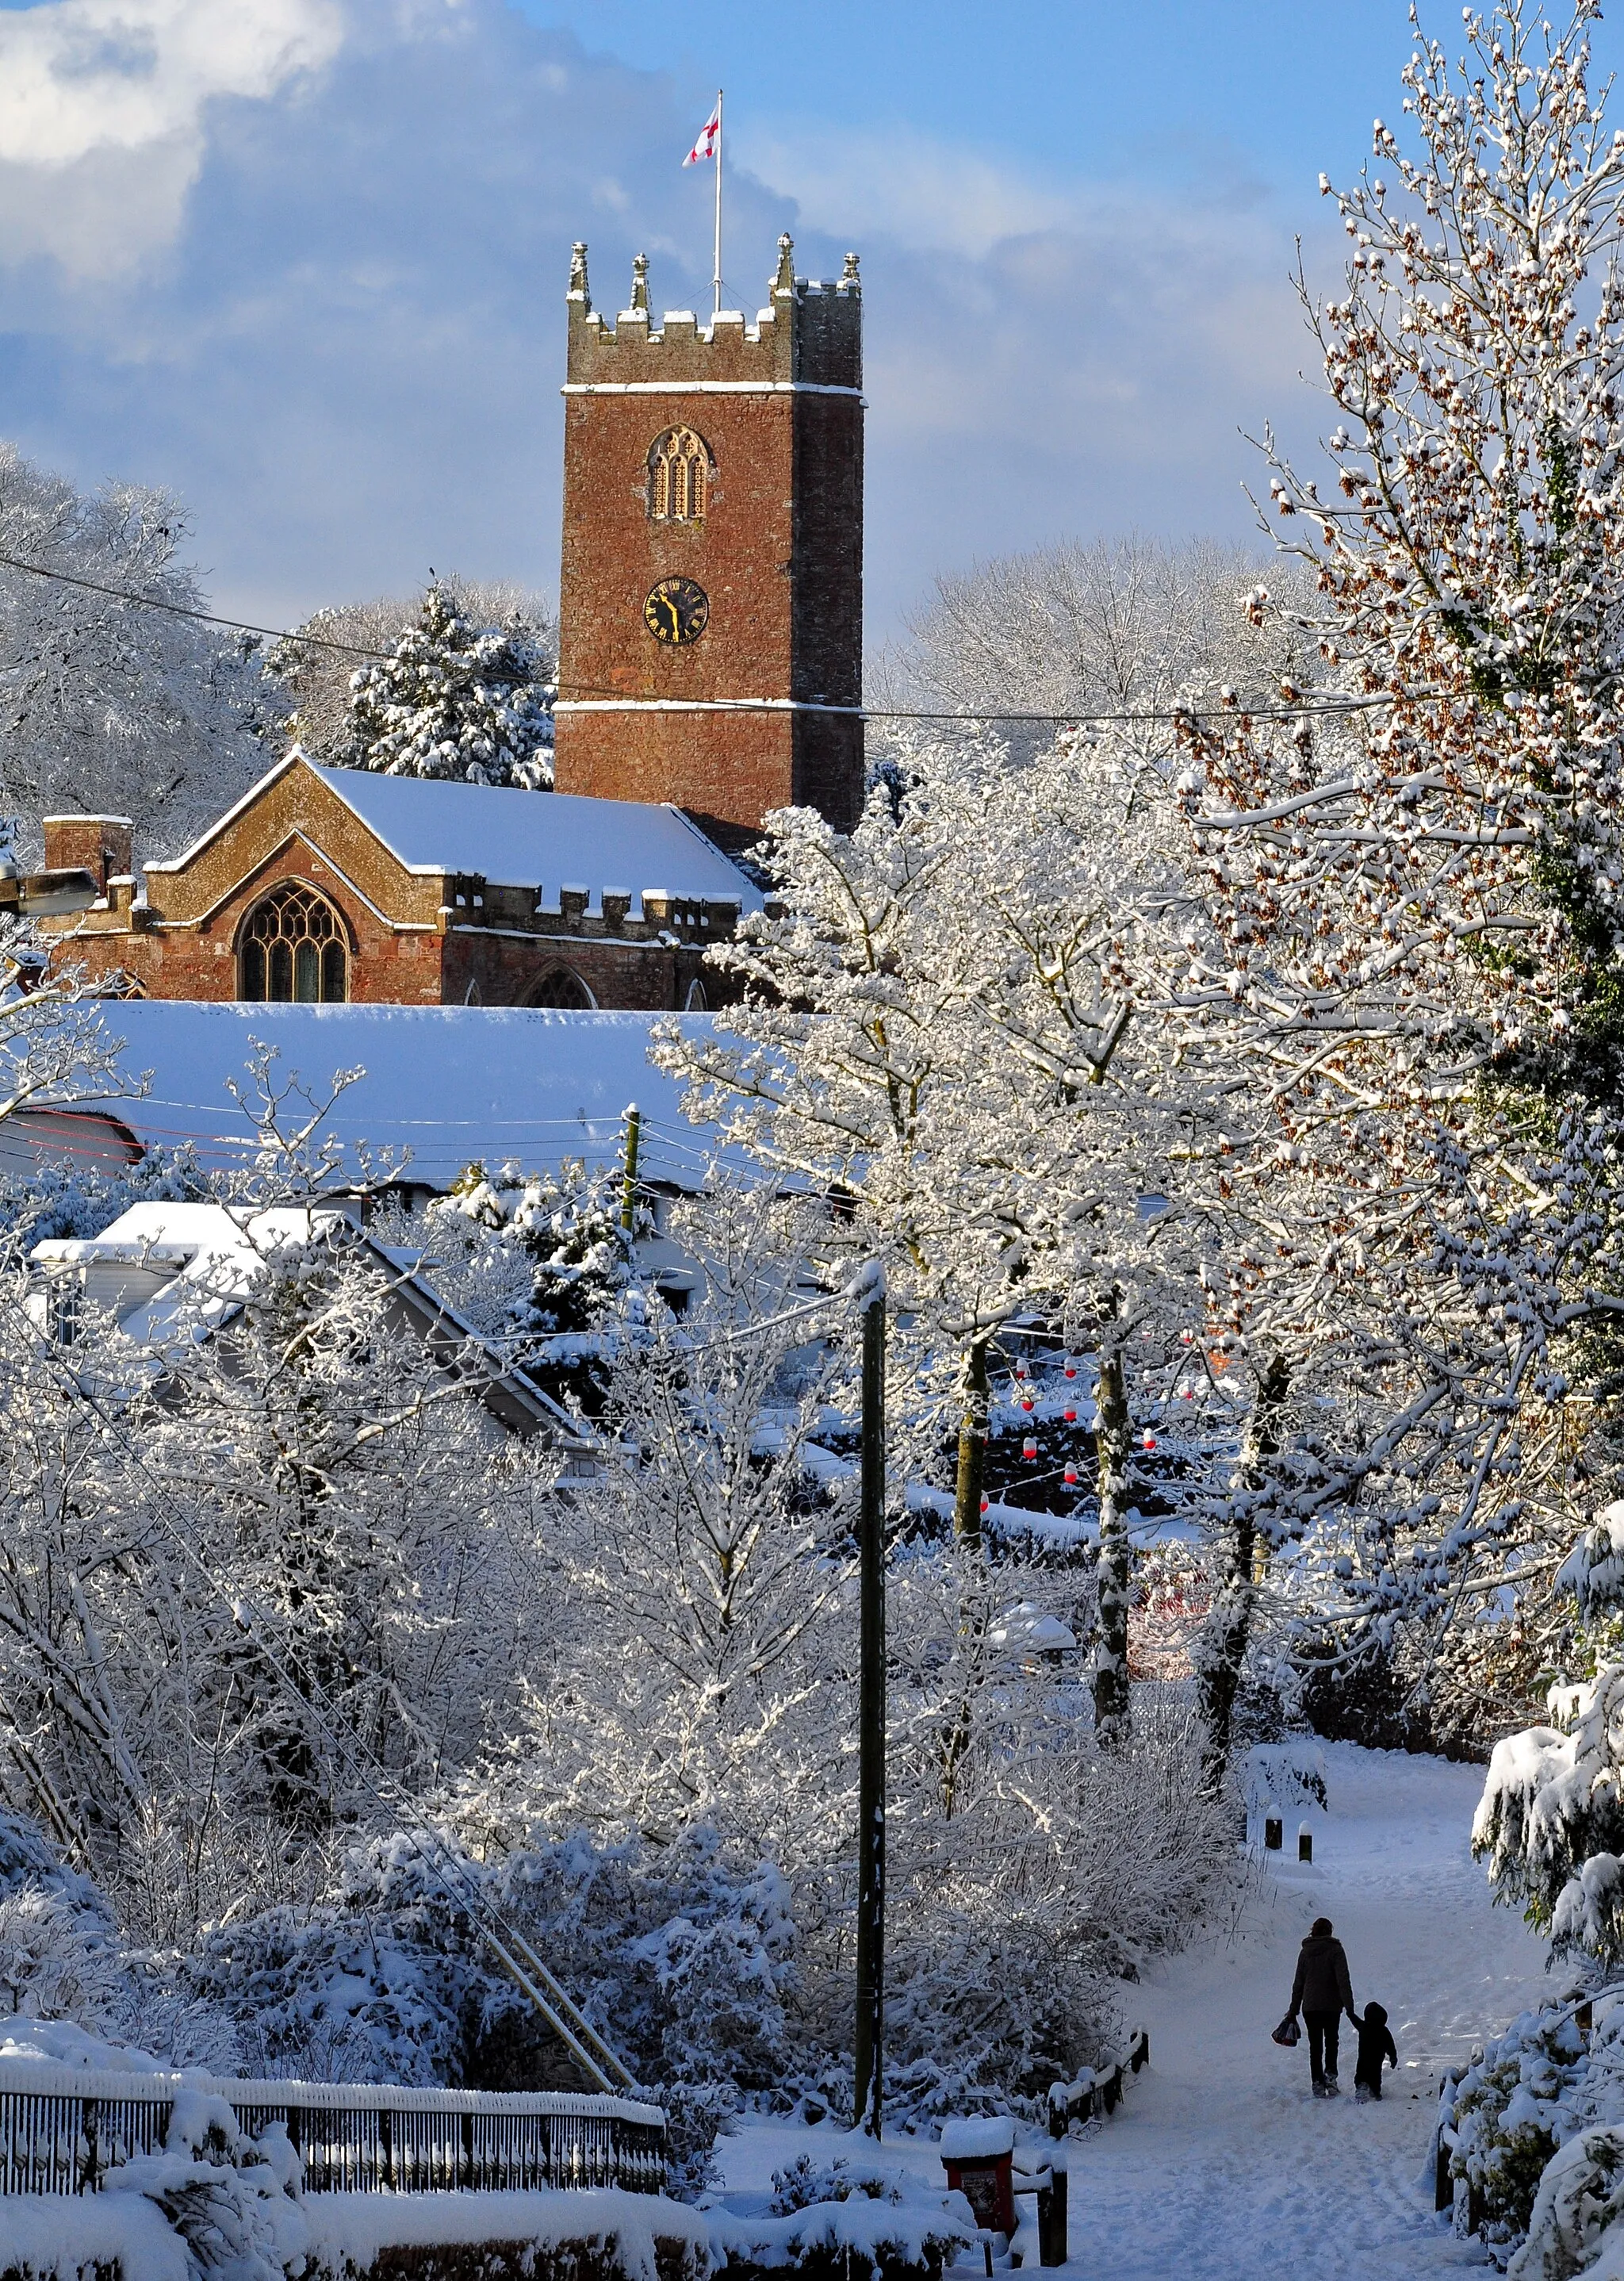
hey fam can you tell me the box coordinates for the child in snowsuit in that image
[1353,2001,1398,2102]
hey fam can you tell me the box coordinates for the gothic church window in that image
[649,428,711,523]
[528,967,593,1010]
[239,882,347,1003]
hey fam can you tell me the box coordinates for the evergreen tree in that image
[329,584,553,788]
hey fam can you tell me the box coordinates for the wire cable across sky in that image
[0,547,1395,729]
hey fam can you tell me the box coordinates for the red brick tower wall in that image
[553,236,863,848]
[43,815,133,893]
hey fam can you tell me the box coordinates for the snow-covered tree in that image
[0,1210,545,1945]
[513,1178,851,1840]
[1169,0,1624,1727]
[661,726,1223,1742]
[269,578,555,776]
[877,535,1296,770]
[0,444,270,858]
[287,583,555,789]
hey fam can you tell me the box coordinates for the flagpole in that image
[713,88,723,315]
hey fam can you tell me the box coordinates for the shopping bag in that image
[1271,2015,1301,2047]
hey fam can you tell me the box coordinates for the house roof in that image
[29,1200,583,1443]
[145,754,764,913]
[72,1001,722,1192]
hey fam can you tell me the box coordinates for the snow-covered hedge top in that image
[0,2056,665,2127]
[937,2118,1016,2160]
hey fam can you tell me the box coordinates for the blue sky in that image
[0,0,1599,644]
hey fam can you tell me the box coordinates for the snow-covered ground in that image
[717,1742,1555,2278]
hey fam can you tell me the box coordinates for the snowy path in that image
[1057,1742,1549,2277]
[717,1742,1555,2279]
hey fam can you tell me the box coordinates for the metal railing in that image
[0,2065,666,2197]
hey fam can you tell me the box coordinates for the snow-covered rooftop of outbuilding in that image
[32,1202,347,1348]
[147,756,764,910]
[74,1001,722,1191]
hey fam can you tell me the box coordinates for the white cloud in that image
[0,0,1335,639]
[0,0,344,271]
[734,120,1076,261]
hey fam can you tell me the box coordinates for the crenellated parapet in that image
[565,236,861,392]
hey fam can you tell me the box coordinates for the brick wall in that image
[42,816,133,894]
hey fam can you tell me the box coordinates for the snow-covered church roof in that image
[147,755,765,912]
[71,1001,721,1192]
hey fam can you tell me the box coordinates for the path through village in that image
[718,1742,1556,2279]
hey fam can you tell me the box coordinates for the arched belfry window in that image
[649,427,711,523]
[239,882,347,1003]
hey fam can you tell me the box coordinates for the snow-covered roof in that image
[72,1001,722,1191]
[147,755,764,911]
[28,1198,585,1443]
[986,1600,1078,1655]
[32,1202,347,1348]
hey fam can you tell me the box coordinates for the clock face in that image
[644,576,710,646]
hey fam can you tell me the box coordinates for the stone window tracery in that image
[528,967,593,1010]
[648,427,711,522]
[239,881,347,1003]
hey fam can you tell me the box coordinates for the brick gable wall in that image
[40,760,738,1013]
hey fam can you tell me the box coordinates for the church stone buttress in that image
[552,236,864,849]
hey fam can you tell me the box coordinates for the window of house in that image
[528,968,593,1010]
[239,882,348,1003]
[648,427,711,522]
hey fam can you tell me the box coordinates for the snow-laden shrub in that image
[0,1886,131,2026]
[1239,1742,1327,1815]
[1507,2125,1624,2280]
[769,2156,903,2215]
[1450,2008,1593,2248]
[494,1825,797,2097]
[0,1146,199,1247]
[105,2092,308,2281]
[178,1827,537,2087]
[708,2185,975,2281]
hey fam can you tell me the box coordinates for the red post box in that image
[940,2118,1018,2237]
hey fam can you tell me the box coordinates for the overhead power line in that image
[0,547,1394,727]
[0,550,399,661]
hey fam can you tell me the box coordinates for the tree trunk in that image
[1198,1353,1290,1789]
[1092,1343,1132,1747]
[952,1340,989,1551]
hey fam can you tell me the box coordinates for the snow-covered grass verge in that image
[0,2193,186,2281]
[304,2191,708,2281]
[0,2187,709,2281]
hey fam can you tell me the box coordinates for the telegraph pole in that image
[620,1103,642,1244]
[853,1264,887,2138]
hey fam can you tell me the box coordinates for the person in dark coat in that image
[1352,2001,1398,2102]
[1288,1916,1356,2096]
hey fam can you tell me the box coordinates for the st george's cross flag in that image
[684,100,721,166]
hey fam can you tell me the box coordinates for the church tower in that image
[552,236,864,849]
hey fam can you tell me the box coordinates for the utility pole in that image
[620,1103,641,1246]
[854,1264,887,2138]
